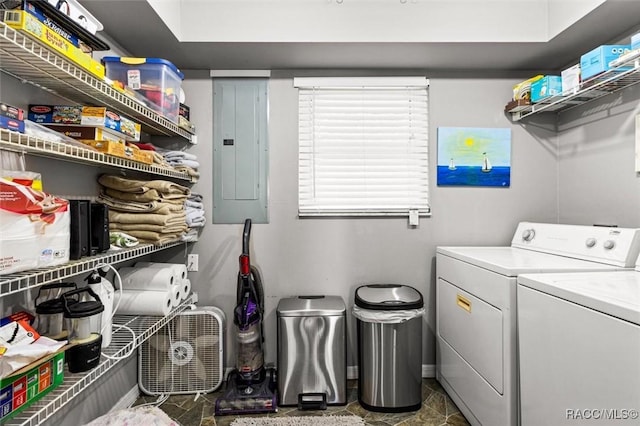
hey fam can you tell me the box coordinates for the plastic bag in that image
[352,305,425,324]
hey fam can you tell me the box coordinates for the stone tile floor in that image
[134,379,470,426]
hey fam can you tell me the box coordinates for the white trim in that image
[293,76,429,88]
[210,70,271,78]
[111,385,141,411]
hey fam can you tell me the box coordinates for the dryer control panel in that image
[511,222,640,268]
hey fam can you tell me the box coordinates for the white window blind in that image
[295,77,430,217]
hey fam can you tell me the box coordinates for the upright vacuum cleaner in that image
[215,219,277,415]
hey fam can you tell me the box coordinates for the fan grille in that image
[139,307,225,395]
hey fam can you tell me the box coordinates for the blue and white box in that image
[632,33,640,51]
[580,45,631,80]
[530,75,562,102]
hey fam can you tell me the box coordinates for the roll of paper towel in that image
[118,266,175,290]
[170,285,181,308]
[134,262,188,282]
[114,290,172,316]
[182,279,191,301]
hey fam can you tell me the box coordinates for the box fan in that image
[139,306,225,395]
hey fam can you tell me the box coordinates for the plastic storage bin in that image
[102,57,184,123]
[277,295,347,409]
[353,284,424,412]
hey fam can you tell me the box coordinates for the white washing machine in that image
[518,262,640,425]
[436,222,640,426]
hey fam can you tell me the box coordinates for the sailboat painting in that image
[437,127,511,187]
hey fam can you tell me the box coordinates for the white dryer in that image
[436,222,640,426]
[518,261,640,425]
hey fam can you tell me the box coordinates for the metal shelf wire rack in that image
[0,129,196,182]
[0,240,189,297]
[507,49,640,121]
[3,293,199,426]
[0,18,194,142]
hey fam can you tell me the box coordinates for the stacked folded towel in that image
[160,150,200,180]
[97,174,190,245]
[185,192,205,228]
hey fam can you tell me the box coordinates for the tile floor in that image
[134,379,470,426]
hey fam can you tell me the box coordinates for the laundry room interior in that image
[1,1,640,425]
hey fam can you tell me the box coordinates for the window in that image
[295,77,430,217]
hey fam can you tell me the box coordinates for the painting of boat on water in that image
[437,127,511,187]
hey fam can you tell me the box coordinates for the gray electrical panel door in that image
[213,79,268,223]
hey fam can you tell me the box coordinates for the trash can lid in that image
[355,284,423,310]
[277,295,346,317]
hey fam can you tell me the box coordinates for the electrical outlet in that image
[187,254,199,272]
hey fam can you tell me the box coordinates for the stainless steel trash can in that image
[354,284,424,412]
[277,295,347,409]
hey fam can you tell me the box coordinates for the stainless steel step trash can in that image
[354,284,424,412]
[277,295,347,409]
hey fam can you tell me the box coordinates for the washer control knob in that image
[603,240,616,250]
[522,229,536,242]
[585,238,597,248]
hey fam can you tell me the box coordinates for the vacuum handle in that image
[242,218,252,255]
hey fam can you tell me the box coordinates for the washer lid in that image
[355,284,423,310]
[518,271,640,326]
[277,295,345,316]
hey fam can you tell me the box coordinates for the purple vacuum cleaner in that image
[215,219,277,415]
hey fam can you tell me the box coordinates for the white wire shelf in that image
[0,240,189,297]
[507,49,640,121]
[4,292,199,426]
[0,18,194,142]
[0,129,197,183]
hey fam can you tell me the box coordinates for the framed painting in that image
[437,127,511,187]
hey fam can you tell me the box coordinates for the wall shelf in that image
[507,49,640,121]
[4,292,199,426]
[0,19,195,142]
[0,240,189,297]
[0,129,197,183]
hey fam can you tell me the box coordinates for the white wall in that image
[178,71,559,369]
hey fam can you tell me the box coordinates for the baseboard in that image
[111,385,140,412]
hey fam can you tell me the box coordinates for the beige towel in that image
[99,174,190,196]
[110,222,188,234]
[109,210,186,226]
[105,187,162,202]
[123,230,181,244]
[98,193,159,213]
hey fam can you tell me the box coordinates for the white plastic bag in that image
[352,305,425,324]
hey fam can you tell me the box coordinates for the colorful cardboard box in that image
[0,103,25,121]
[1,10,104,79]
[28,105,141,141]
[0,350,65,422]
[0,116,25,133]
[530,75,562,102]
[78,141,153,164]
[580,45,631,80]
[43,125,126,143]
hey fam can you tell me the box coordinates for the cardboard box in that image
[0,351,65,422]
[1,10,104,79]
[131,147,153,165]
[561,64,581,94]
[0,116,25,133]
[530,75,562,102]
[22,1,87,51]
[43,125,126,143]
[28,105,140,141]
[80,139,126,158]
[580,45,631,80]
[0,103,24,121]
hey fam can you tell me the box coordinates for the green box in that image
[0,351,65,421]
